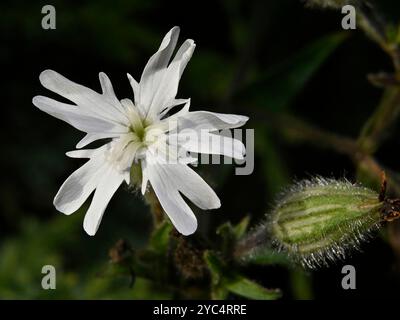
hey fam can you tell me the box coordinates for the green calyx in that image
[235,177,396,269]
[269,178,382,267]
[130,162,143,189]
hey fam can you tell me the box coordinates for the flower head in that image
[33,27,248,236]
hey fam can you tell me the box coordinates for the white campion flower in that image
[32,27,248,236]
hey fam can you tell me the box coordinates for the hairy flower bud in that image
[235,177,400,269]
[269,178,382,268]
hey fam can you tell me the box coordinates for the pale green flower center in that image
[105,103,167,170]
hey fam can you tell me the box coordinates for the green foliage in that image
[225,275,281,300]
[0,213,171,299]
[204,251,281,300]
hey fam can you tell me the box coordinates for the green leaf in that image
[211,286,229,300]
[216,217,251,257]
[226,275,282,300]
[216,222,234,238]
[233,216,251,239]
[217,216,250,242]
[216,223,235,256]
[204,251,224,285]
[204,251,229,299]
[239,32,348,111]
[204,251,282,300]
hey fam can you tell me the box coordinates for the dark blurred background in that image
[1,0,400,299]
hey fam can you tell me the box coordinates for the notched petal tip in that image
[178,39,196,59]
[186,39,195,47]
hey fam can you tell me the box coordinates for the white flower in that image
[32,27,248,236]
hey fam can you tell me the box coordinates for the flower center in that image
[105,100,167,171]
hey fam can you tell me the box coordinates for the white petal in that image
[127,73,141,114]
[146,39,196,119]
[177,111,248,131]
[139,27,180,116]
[145,162,198,235]
[33,96,126,134]
[53,153,107,215]
[83,167,124,236]
[98,72,127,116]
[66,150,92,159]
[127,73,139,95]
[167,163,220,210]
[76,132,120,149]
[123,170,130,185]
[170,39,196,78]
[159,98,190,119]
[177,131,246,160]
[141,160,149,195]
[39,70,128,125]
[66,144,108,158]
[120,98,143,130]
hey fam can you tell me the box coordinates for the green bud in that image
[269,178,382,268]
[235,177,400,269]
